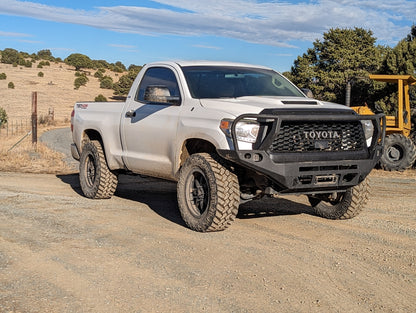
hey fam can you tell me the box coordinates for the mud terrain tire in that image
[308,178,370,220]
[177,153,240,232]
[79,140,118,199]
[379,134,416,171]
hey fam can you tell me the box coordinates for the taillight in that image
[71,109,75,132]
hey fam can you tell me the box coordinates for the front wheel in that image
[79,140,118,199]
[308,178,370,220]
[177,153,240,232]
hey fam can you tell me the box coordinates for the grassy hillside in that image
[0,61,124,122]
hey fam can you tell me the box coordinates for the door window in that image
[136,67,181,104]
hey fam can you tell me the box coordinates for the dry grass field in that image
[0,61,123,121]
[0,60,124,173]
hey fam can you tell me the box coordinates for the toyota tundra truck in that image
[71,61,385,232]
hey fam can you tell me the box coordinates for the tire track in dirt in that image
[0,171,415,312]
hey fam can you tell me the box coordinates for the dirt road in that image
[0,170,415,312]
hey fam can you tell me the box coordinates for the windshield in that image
[182,66,305,99]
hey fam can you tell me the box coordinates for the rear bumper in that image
[71,143,80,161]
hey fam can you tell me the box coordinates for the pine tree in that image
[289,28,383,105]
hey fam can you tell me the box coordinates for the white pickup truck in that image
[71,61,385,232]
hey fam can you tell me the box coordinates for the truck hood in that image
[199,96,351,117]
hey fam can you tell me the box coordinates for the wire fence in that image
[0,119,31,137]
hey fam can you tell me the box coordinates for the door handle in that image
[126,110,136,118]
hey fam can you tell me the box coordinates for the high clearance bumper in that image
[218,110,385,195]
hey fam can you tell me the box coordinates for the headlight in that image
[220,119,260,143]
[361,120,374,147]
[235,121,260,143]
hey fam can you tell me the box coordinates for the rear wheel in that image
[79,140,118,199]
[379,134,416,171]
[177,153,240,232]
[308,178,370,220]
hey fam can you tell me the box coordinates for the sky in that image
[0,0,415,72]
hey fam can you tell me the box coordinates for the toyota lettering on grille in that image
[292,130,342,151]
[303,130,341,140]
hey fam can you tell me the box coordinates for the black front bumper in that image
[218,109,385,194]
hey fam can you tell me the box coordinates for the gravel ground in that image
[40,127,78,171]
[0,128,415,312]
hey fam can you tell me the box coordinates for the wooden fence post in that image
[32,92,37,147]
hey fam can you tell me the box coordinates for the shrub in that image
[100,76,113,89]
[0,107,7,126]
[0,73,6,80]
[38,72,44,77]
[94,68,105,79]
[8,82,14,89]
[74,76,89,89]
[95,94,107,102]
[37,61,50,69]
[38,114,55,126]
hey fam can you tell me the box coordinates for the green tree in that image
[115,61,126,71]
[8,82,15,89]
[94,68,106,79]
[112,66,142,96]
[113,61,126,72]
[100,76,113,89]
[289,28,382,105]
[92,59,111,69]
[74,75,89,89]
[1,48,20,64]
[382,25,416,75]
[37,49,54,61]
[0,107,7,126]
[377,25,416,113]
[406,24,416,42]
[65,53,92,71]
[0,73,6,80]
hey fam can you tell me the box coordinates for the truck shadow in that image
[57,174,185,227]
[57,174,315,229]
[238,197,314,219]
[57,173,83,196]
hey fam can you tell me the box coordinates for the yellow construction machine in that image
[352,74,416,171]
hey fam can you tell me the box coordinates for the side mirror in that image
[144,86,180,105]
[300,88,314,98]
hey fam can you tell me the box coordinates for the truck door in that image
[121,66,182,179]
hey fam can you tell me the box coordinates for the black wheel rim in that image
[185,169,210,217]
[85,153,97,187]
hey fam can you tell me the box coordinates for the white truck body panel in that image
[71,60,380,182]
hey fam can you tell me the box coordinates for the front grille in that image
[269,121,365,153]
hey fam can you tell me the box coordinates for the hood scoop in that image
[281,100,318,105]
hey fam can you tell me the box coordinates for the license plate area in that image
[314,174,338,185]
